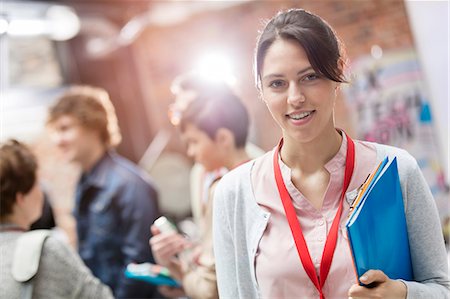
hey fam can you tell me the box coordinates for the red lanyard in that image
[273,133,355,299]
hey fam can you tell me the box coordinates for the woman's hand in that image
[149,225,190,268]
[348,270,407,299]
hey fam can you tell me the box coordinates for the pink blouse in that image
[253,135,377,298]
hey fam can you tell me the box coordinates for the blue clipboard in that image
[346,157,413,283]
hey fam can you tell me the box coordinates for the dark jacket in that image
[75,151,160,298]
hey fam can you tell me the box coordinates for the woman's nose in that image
[287,84,306,105]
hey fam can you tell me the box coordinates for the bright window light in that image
[195,52,236,85]
[46,5,80,41]
[4,5,80,41]
[371,45,383,60]
[0,19,8,35]
[7,20,47,36]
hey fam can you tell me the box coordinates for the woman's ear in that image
[335,82,341,94]
[338,56,347,74]
[335,58,345,94]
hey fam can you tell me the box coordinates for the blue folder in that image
[346,157,413,283]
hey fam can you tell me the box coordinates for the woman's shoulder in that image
[360,140,419,174]
[35,234,113,299]
[11,232,82,287]
[39,233,91,274]
[38,235,90,283]
[41,235,78,264]
[360,140,415,162]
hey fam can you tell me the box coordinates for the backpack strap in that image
[12,229,51,299]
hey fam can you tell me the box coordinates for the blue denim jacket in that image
[75,151,160,298]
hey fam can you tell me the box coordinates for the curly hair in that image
[47,85,122,148]
[0,139,38,220]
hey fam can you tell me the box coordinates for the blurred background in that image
[1,0,449,243]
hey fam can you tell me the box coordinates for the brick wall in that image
[136,0,414,150]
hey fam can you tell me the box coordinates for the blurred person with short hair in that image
[170,72,264,233]
[47,85,161,298]
[150,74,254,299]
[0,139,114,299]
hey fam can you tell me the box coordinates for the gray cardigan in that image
[0,231,113,299]
[213,141,449,299]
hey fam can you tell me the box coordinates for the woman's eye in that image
[303,73,320,81]
[269,80,286,88]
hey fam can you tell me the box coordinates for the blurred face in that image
[260,38,339,143]
[49,114,102,165]
[22,179,44,224]
[181,123,223,172]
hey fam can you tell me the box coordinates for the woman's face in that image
[260,38,339,144]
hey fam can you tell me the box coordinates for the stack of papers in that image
[345,157,413,283]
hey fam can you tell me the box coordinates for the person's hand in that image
[149,225,190,267]
[157,285,186,298]
[190,244,203,264]
[348,270,407,299]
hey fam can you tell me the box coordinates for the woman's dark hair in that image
[174,74,249,148]
[0,139,38,219]
[255,8,347,89]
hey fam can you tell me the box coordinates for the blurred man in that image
[150,73,263,299]
[169,73,264,228]
[47,85,160,298]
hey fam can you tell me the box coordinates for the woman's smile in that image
[286,110,316,125]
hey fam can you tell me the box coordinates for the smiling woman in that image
[212,8,449,299]
[259,38,340,145]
